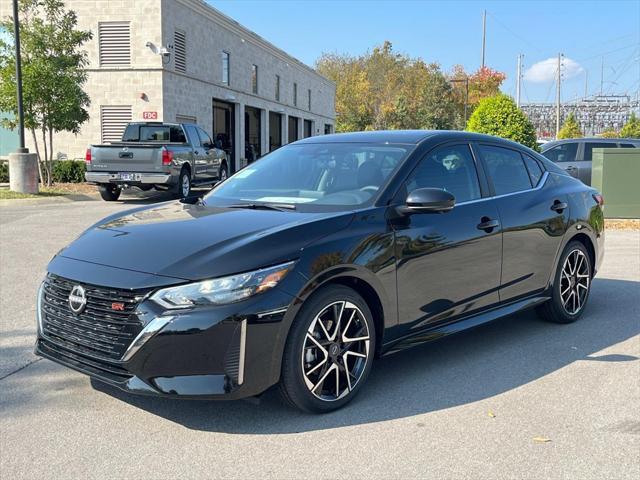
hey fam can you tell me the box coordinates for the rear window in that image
[522,154,544,186]
[122,125,186,143]
[584,142,616,161]
[479,145,532,195]
[619,143,636,148]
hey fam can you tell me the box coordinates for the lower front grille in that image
[40,274,151,362]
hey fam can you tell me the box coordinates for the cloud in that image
[524,57,584,83]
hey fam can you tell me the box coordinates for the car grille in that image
[40,274,151,366]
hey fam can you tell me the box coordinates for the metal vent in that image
[174,30,186,73]
[98,22,131,66]
[101,106,132,143]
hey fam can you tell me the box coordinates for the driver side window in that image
[405,144,481,203]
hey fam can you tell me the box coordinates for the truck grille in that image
[40,274,150,364]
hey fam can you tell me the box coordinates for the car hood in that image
[57,201,354,281]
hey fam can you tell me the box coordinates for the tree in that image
[466,94,538,150]
[0,0,92,185]
[316,42,458,132]
[599,129,619,138]
[620,112,640,138]
[449,65,506,127]
[557,112,583,139]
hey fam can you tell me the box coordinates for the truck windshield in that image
[122,125,187,143]
[204,142,410,211]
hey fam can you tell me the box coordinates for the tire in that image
[279,285,376,413]
[218,163,228,182]
[175,168,191,199]
[98,184,121,201]
[537,240,593,324]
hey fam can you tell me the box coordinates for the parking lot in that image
[1,195,639,479]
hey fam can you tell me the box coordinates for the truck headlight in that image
[150,261,295,309]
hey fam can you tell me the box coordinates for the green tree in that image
[557,112,583,139]
[0,0,92,185]
[620,112,640,138]
[466,94,537,150]
[449,65,507,127]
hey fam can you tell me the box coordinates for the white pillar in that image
[261,109,269,156]
[235,102,245,171]
[283,113,289,145]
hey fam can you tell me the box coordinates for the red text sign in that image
[142,111,158,120]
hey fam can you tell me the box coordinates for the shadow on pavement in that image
[3,277,639,434]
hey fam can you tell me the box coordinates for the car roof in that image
[542,137,640,150]
[295,130,534,147]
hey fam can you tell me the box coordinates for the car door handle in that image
[194,150,200,155]
[551,200,568,213]
[477,218,500,232]
[565,165,578,171]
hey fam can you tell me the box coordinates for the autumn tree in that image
[316,42,457,132]
[449,65,506,126]
[557,112,583,139]
[466,94,537,150]
[0,0,92,185]
[620,112,640,138]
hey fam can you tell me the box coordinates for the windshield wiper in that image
[226,202,297,211]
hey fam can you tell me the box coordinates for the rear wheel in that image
[537,241,592,323]
[279,285,375,413]
[175,168,191,199]
[219,163,228,182]
[98,184,121,201]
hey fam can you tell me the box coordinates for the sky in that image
[210,0,640,104]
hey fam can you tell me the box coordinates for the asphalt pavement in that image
[1,194,638,479]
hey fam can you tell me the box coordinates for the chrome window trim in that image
[456,171,549,207]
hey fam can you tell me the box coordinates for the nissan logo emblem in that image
[68,285,87,314]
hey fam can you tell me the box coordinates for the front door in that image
[184,125,207,177]
[392,144,503,336]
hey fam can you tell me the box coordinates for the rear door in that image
[477,144,570,302]
[392,143,503,334]
[184,125,207,177]
[582,141,618,185]
[542,141,581,180]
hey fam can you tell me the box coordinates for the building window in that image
[308,89,312,111]
[275,75,280,101]
[101,105,132,143]
[324,124,333,135]
[293,83,297,106]
[251,65,258,94]
[222,51,230,85]
[304,119,312,138]
[174,30,186,73]
[98,21,130,66]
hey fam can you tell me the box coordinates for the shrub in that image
[52,160,86,183]
[599,129,619,138]
[0,162,8,183]
[557,112,583,139]
[466,94,538,150]
[620,112,640,138]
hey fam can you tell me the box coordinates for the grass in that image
[0,182,97,200]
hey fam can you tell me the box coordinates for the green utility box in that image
[591,148,640,219]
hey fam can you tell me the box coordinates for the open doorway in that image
[212,99,235,173]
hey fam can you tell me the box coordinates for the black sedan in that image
[35,130,605,413]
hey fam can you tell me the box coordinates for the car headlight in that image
[150,261,295,309]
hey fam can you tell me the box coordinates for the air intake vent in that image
[101,105,132,143]
[99,22,131,66]
[174,30,186,73]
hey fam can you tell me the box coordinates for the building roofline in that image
[175,0,336,89]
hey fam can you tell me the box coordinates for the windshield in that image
[204,143,410,211]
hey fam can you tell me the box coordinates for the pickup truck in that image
[85,122,228,201]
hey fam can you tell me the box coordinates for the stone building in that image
[16,0,336,172]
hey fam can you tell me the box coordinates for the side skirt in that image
[381,295,550,356]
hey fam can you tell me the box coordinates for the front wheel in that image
[537,241,592,323]
[175,168,191,199]
[218,164,228,182]
[98,184,121,201]
[279,285,376,413]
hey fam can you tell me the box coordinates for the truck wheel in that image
[175,168,191,199]
[98,184,121,202]
[219,164,228,182]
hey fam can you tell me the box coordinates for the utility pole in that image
[12,0,27,153]
[481,10,487,68]
[556,53,563,139]
[600,56,604,96]
[516,54,523,107]
[584,70,588,98]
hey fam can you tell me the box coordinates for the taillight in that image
[162,147,173,166]
[592,193,604,206]
[84,148,91,164]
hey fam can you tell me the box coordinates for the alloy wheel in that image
[301,301,371,401]
[559,249,590,315]
[182,175,190,197]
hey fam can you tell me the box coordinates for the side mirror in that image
[400,188,455,214]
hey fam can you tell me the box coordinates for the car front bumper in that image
[85,172,173,185]
[34,259,298,400]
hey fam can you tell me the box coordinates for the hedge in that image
[0,162,8,183]
[52,160,86,183]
